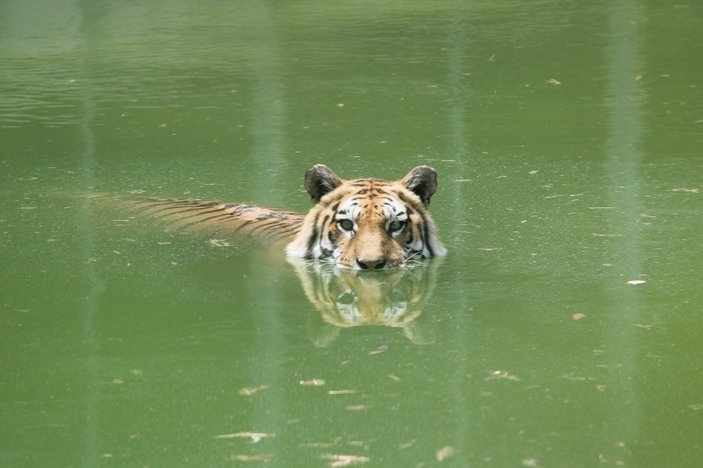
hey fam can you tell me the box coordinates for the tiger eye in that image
[337,219,354,231]
[388,220,405,233]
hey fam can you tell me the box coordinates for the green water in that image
[2,1,702,466]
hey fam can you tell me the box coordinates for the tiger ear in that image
[304,164,343,203]
[401,166,438,206]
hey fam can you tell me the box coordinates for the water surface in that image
[2,1,702,466]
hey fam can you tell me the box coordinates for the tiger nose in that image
[356,257,387,270]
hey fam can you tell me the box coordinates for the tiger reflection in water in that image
[289,257,441,347]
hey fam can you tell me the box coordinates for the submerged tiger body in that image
[102,165,446,269]
[105,197,305,242]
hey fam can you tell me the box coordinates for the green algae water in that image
[2,1,703,466]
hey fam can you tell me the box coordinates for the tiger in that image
[100,164,446,269]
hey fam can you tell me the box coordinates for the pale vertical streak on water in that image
[446,3,471,463]
[244,2,287,456]
[247,3,287,194]
[76,18,103,468]
[604,0,645,455]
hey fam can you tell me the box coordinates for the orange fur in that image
[286,165,446,269]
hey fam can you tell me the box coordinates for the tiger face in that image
[286,165,446,269]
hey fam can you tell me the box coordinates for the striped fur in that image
[90,194,304,243]
[286,165,446,269]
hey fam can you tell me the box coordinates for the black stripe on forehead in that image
[395,189,426,212]
[305,210,321,257]
[337,196,361,213]
[318,214,335,258]
[381,196,408,216]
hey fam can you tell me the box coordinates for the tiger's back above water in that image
[98,165,445,270]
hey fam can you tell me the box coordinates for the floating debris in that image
[485,370,520,381]
[671,188,699,193]
[300,378,326,386]
[369,345,387,355]
[228,454,273,462]
[239,384,269,396]
[345,404,368,411]
[436,446,455,461]
[546,78,562,86]
[229,453,273,463]
[562,373,597,382]
[299,437,342,448]
[399,440,416,449]
[328,389,356,395]
[627,279,647,285]
[572,312,586,321]
[387,374,401,382]
[215,432,274,443]
[321,454,370,467]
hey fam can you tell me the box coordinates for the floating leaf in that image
[345,404,368,411]
[671,188,699,193]
[239,384,269,396]
[486,370,520,381]
[321,454,370,466]
[228,454,273,462]
[300,379,326,386]
[436,446,455,461]
[369,345,388,355]
[215,432,274,443]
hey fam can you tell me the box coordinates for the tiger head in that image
[286,165,446,269]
